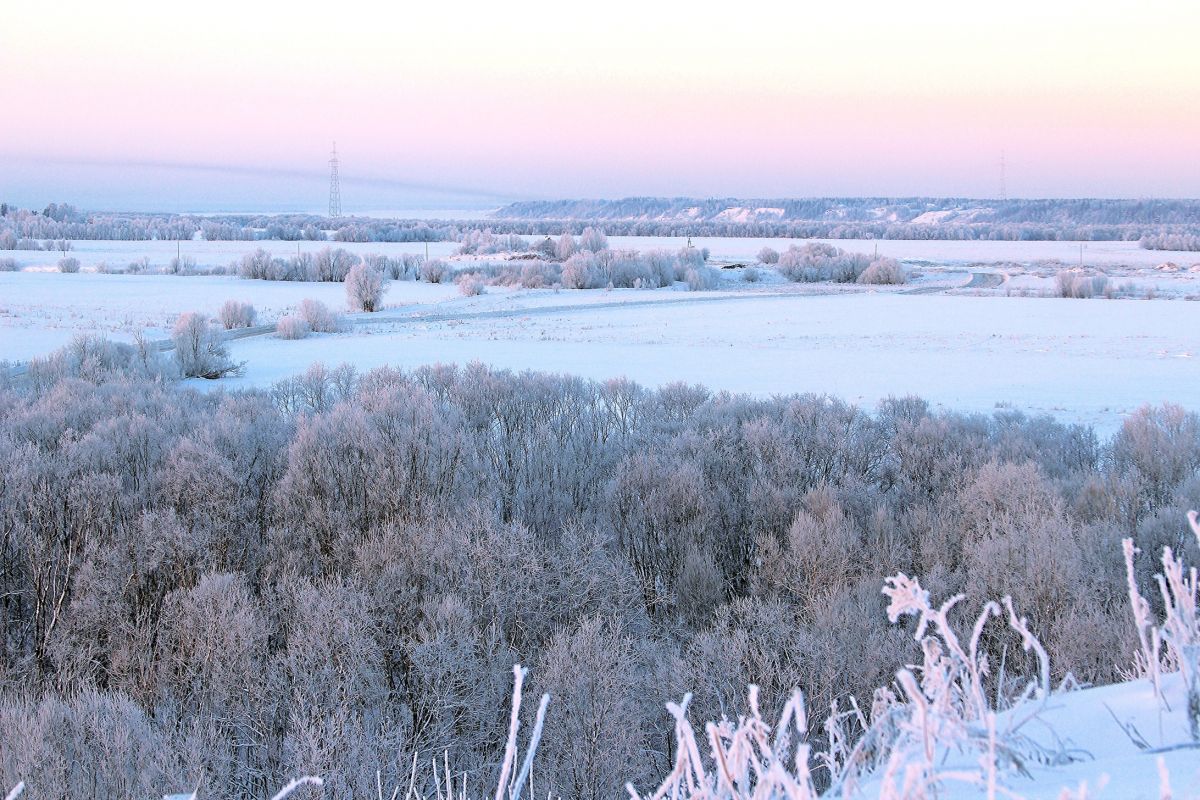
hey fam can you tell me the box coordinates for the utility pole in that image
[328,142,342,218]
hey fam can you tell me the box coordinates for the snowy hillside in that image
[493,198,1200,227]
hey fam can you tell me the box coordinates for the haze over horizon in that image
[2,0,1198,212]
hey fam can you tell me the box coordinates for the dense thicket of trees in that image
[1141,233,1200,251]
[1,343,1197,797]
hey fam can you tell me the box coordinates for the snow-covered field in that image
[3,238,1200,436]
[199,289,1195,435]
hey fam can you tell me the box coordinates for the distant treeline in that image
[5,198,1200,246]
[0,203,453,245]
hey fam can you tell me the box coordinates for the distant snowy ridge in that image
[493,197,1200,227]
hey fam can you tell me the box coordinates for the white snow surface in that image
[206,288,1197,436]
[3,237,1200,437]
[853,671,1200,799]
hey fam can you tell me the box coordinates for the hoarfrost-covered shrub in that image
[857,256,907,285]
[757,246,779,264]
[641,249,677,285]
[1111,403,1200,513]
[217,299,257,329]
[1056,270,1109,298]
[297,298,343,333]
[168,255,196,275]
[276,315,311,340]
[554,232,577,261]
[561,252,598,289]
[238,248,274,279]
[345,262,386,312]
[420,258,448,283]
[520,262,549,289]
[579,226,608,253]
[677,245,706,273]
[57,256,80,273]
[25,333,178,386]
[400,252,424,278]
[171,312,242,378]
[0,257,17,271]
[743,265,760,282]
[456,276,485,296]
[777,242,872,282]
[684,265,720,291]
[314,247,358,282]
[363,253,406,281]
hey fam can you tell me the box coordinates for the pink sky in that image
[2,0,1197,210]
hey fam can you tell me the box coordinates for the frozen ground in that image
[3,239,1199,436]
[208,288,1197,436]
[853,671,1200,799]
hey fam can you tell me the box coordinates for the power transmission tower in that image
[328,142,342,218]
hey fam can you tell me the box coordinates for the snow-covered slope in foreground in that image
[850,672,1199,799]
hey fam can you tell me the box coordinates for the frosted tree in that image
[555,232,577,261]
[172,312,242,378]
[579,226,608,253]
[345,263,386,312]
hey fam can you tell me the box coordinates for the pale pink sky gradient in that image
[2,0,1197,210]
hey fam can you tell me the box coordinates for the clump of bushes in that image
[776,242,872,282]
[857,256,907,285]
[57,256,80,273]
[297,298,343,332]
[238,247,360,282]
[276,315,311,340]
[363,253,423,281]
[743,265,760,283]
[1056,270,1109,298]
[0,257,17,272]
[420,258,449,283]
[168,255,197,275]
[685,265,721,291]
[24,333,178,387]
[757,246,779,264]
[456,229,531,256]
[217,300,257,329]
[456,275,485,296]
